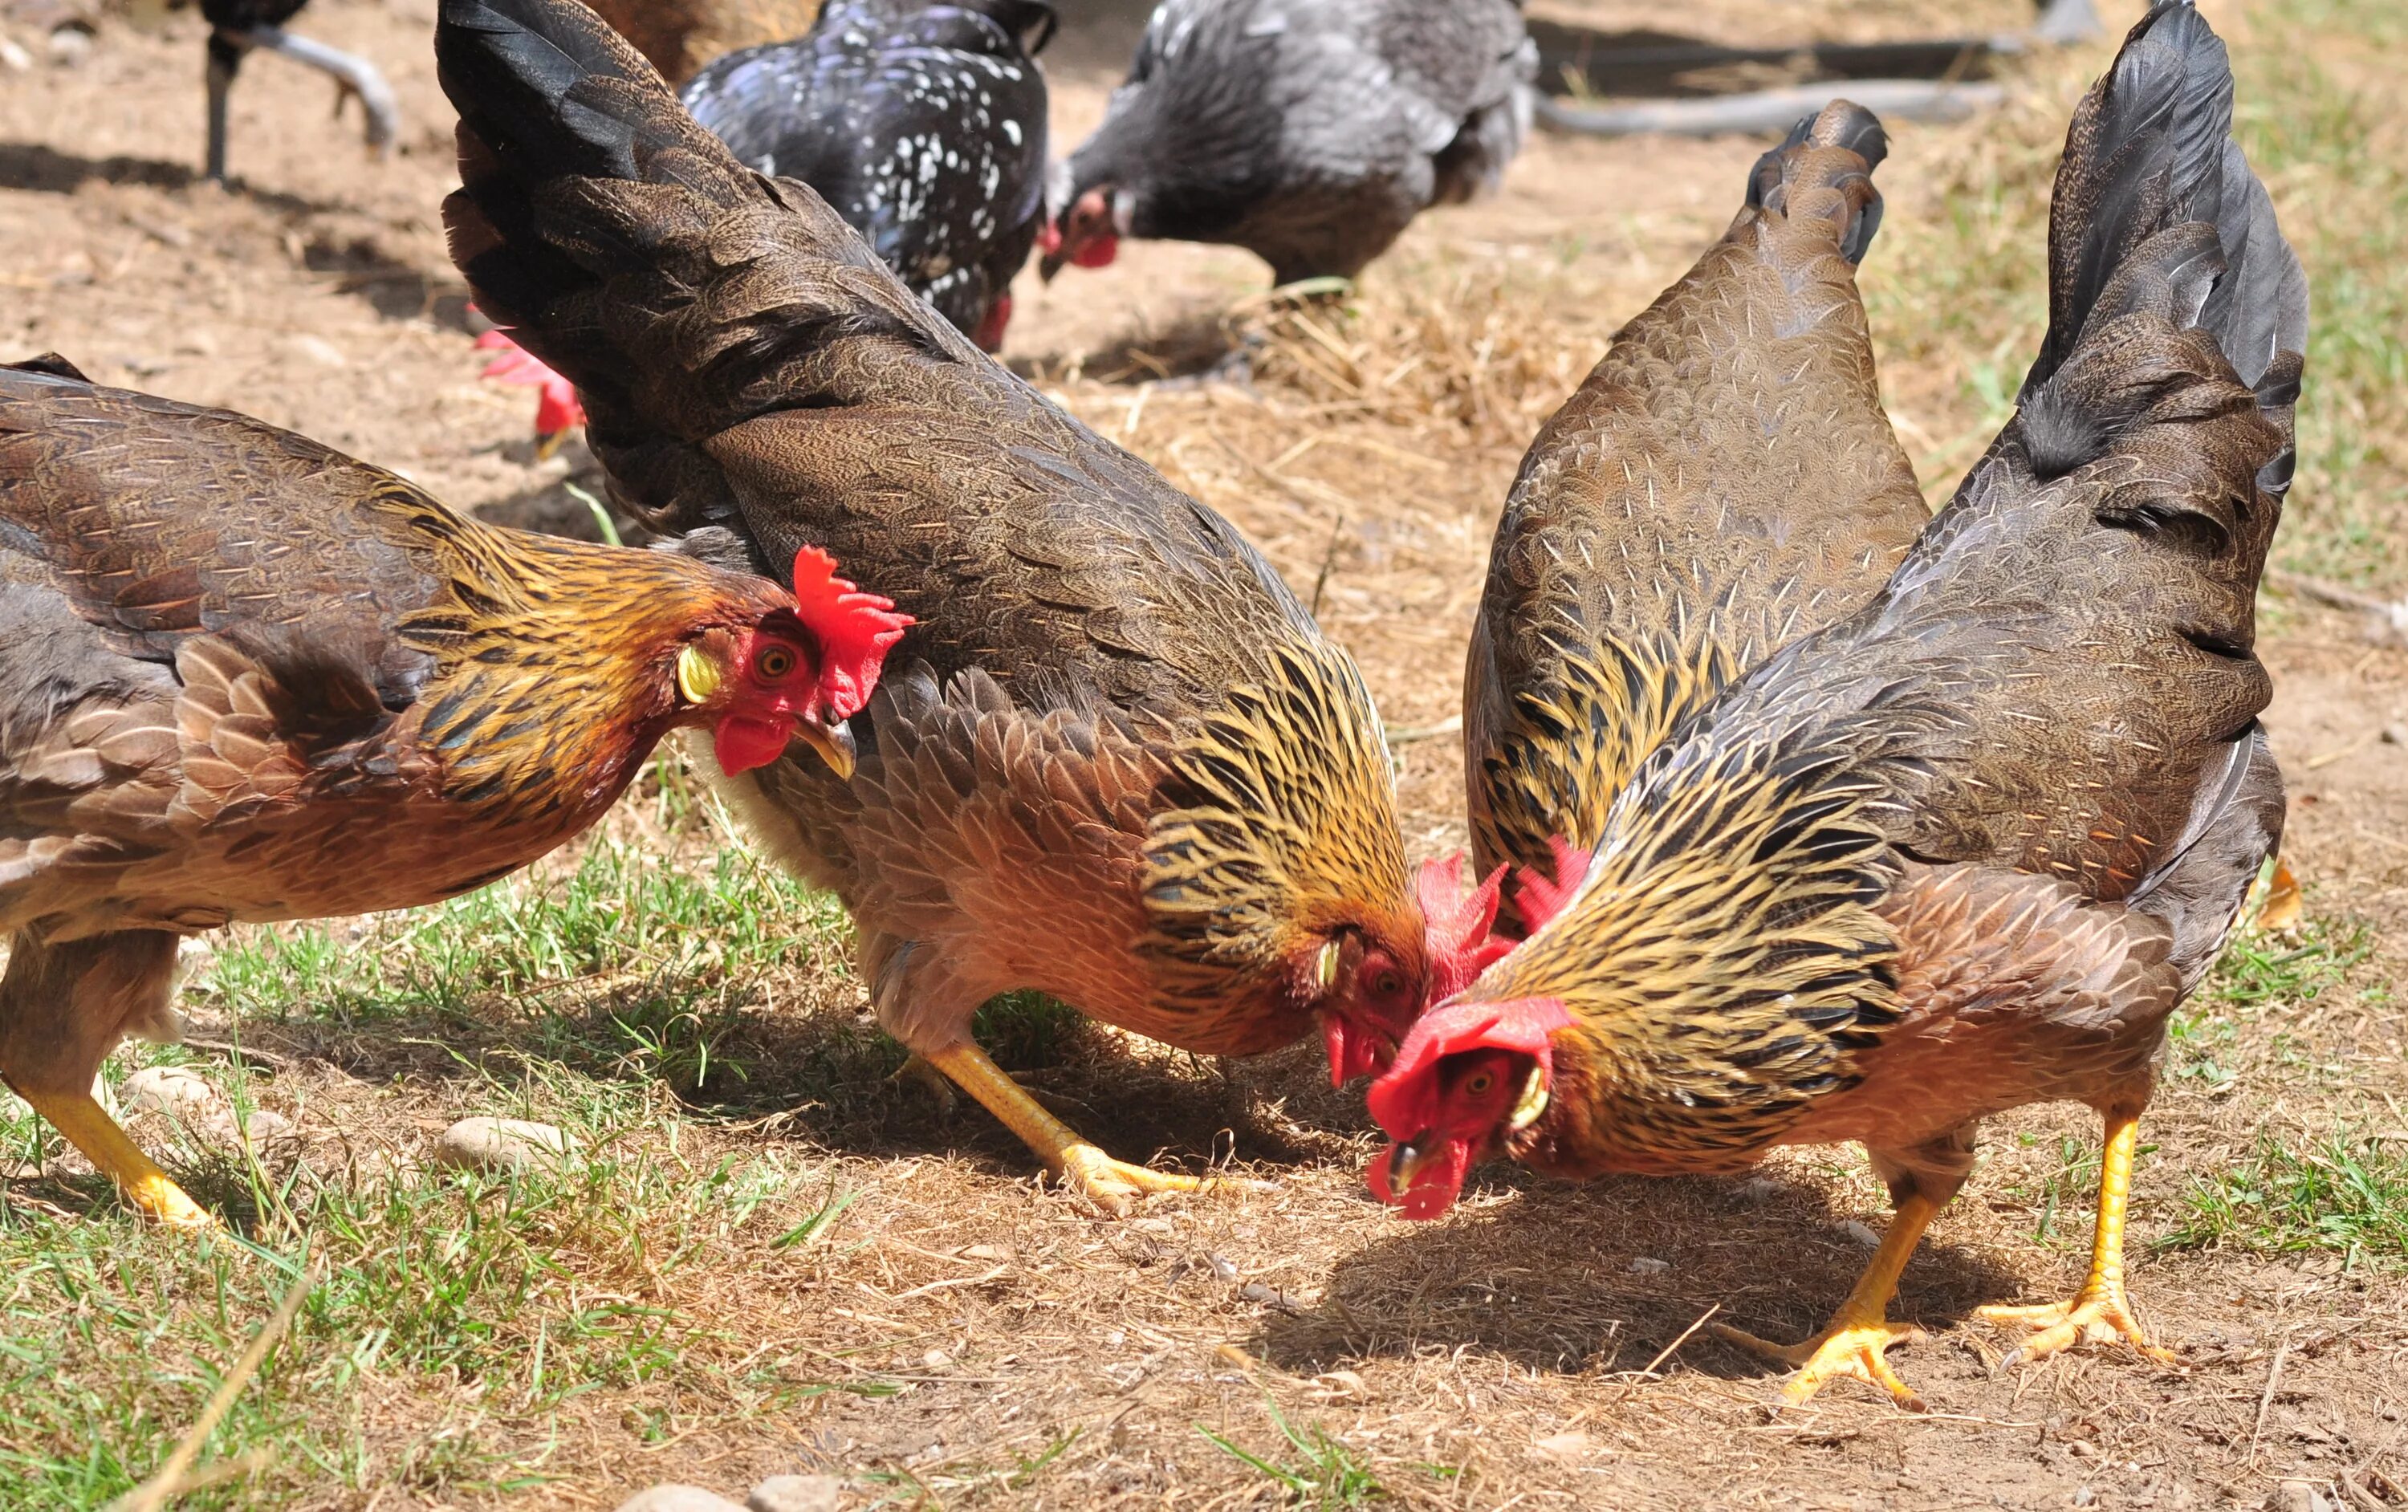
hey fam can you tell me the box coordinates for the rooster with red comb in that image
[1370,0,2304,1410]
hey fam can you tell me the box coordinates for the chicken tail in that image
[433,0,978,539]
[1745,100,1888,265]
[2024,0,2306,442]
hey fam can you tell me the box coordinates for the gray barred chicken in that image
[1371,0,2304,1409]
[434,0,1461,1210]
[1465,101,1930,931]
[1042,0,1536,285]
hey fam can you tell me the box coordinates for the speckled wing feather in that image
[679,0,1051,337]
[1464,103,1926,891]
[436,0,1422,1059]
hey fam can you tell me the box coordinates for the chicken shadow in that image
[0,141,332,216]
[1248,1166,2026,1387]
[169,973,1362,1182]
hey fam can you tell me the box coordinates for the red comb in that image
[474,328,586,439]
[1416,853,1513,1002]
[1513,837,1593,935]
[790,546,912,721]
[1365,997,1572,1142]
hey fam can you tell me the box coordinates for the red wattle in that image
[1367,1140,1472,1221]
[1074,233,1119,269]
[713,715,791,776]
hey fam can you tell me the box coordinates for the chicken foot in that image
[16,1086,215,1230]
[919,1041,1210,1214]
[1977,1111,2173,1367]
[1709,1193,1938,1411]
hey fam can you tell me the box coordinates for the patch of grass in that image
[2168,1132,2408,1266]
[0,1063,868,1507]
[1200,1396,1386,1509]
[2164,922,2370,1088]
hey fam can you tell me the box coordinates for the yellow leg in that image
[921,1041,1209,1214]
[20,1086,215,1230]
[1977,1112,2172,1367]
[1710,1193,1938,1411]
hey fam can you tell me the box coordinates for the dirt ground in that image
[2,0,2405,1508]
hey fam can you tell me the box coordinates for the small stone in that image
[1841,1220,1883,1248]
[1627,1256,1669,1274]
[288,335,348,368]
[1530,1430,1596,1465]
[0,38,31,71]
[2384,724,2407,746]
[2073,1489,2095,1507]
[1206,1253,1238,1281]
[615,1489,745,1512]
[121,1065,226,1122]
[921,1348,951,1369]
[47,24,90,65]
[434,1116,574,1174]
[960,1242,1012,1262]
[747,1474,842,1512]
[1727,1176,1783,1207]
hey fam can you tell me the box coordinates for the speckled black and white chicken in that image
[1042,0,1535,286]
[680,0,1056,350]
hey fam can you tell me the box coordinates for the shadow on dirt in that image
[1256,1166,2027,1386]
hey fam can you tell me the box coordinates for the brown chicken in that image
[1369,0,2304,1408]
[1464,101,1930,925]
[0,355,906,1227]
[433,0,1446,1209]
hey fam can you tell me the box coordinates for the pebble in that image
[613,1489,746,1512]
[121,1066,222,1121]
[748,1476,842,1512]
[2384,723,2407,746]
[433,1116,574,1175]
[1627,1256,1669,1274]
[1841,1219,1883,1247]
[120,1067,294,1150]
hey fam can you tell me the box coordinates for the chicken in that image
[681,0,1057,352]
[1369,0,2304,1409]
[0,354,907,1227]
[1464,101,1928,929]
[433,0,1454,1209]
[1041,0,1536,286]
[159,0,400,182]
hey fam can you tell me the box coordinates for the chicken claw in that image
[1051,1143,1209,1213]
[1710,1191,1941,1410]
[1978,1110,2174,1369]
[919,1040,1218,1216]
[1710,1316,1926,1412]
[20,1086,217,1230]
[1976,1287,2171,1368]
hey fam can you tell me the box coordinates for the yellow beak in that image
[793,717,857,780]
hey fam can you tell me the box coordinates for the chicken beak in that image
[535,428,567,461]
[792,715,857,780]
[1389,1135,1436,1193]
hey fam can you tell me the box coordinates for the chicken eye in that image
[1462,1070,1495,1098]
[1372,969,1402,999]
[755,644,798,680]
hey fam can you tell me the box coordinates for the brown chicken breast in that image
[0,356,905,1228]
[1370,0,2304,1409]
[433,0,1438,1209]
[1465,101,1928,921]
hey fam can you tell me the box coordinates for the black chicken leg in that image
[205,25,398,182]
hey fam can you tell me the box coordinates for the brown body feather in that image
[1465,104,1928,905]
[1467,6,2305,1210]
[0,359,794,1107]
[433,0,1428,1087]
